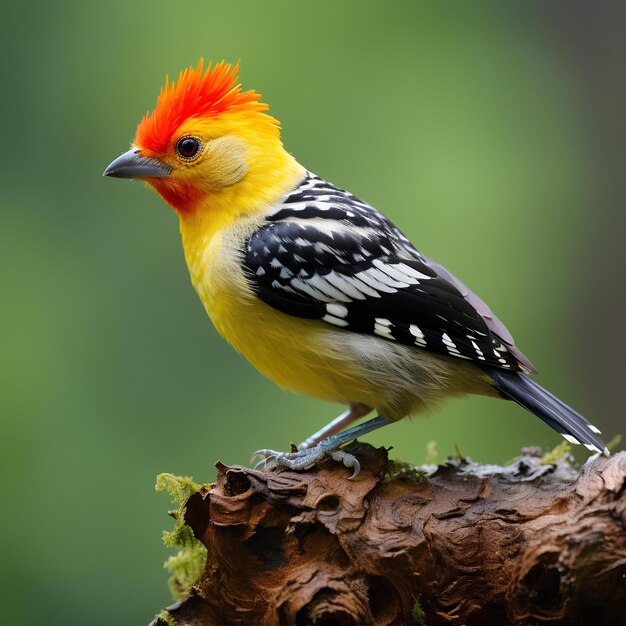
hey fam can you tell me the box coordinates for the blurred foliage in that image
[0,1,619,624]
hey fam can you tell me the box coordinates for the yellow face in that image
[139,117,256,194]
[103,113,283,214]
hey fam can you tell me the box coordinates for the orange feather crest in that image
[135,59,274,152]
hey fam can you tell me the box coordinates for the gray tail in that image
[488,369,608,455]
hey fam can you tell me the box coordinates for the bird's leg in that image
[298,403,372,450]
[252,415,389,479]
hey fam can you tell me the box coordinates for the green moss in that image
[155,473,201,508]
[155,610,177,626]
[155,473,209,600]
[162,543,207,600]
[539,440,571,465]
[384,458,427,482]
[412,597,427,625]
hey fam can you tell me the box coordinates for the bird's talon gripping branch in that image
[105,59,608,479]
[251,441,360,475]
[251,417,389,476]
[250,449,275,463]
[329,450,361,479]
[251,449,280,470]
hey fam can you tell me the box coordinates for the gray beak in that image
[103,148,172,179]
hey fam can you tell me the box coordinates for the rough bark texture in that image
[151,445,626,626]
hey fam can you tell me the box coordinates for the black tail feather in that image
[488,369,608,455]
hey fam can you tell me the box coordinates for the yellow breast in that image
[182,223,376,406]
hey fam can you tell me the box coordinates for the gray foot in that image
[252,440,361,479]
[251,416,389,480]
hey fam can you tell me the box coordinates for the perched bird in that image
[104,60,607,476]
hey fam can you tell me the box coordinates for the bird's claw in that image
[250,449,278,470]
[329,450,361,479]
[251,442,361,478]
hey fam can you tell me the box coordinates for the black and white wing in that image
[243,172,536,374]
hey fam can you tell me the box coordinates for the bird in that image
[104,59,608,477]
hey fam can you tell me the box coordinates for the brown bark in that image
[151,444,626,626]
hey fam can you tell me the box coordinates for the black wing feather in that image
[243,172,535,373]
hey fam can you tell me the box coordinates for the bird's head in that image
[104,60,296,215]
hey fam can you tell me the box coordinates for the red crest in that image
[135,59,272,153]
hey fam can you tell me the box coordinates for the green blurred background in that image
[1,1,623,624]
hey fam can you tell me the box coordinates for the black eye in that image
[176,137,201,159]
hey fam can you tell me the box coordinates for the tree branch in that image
[150,444,626,626]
